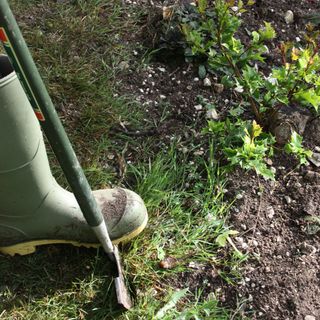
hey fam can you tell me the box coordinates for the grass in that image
[0,1,247,319]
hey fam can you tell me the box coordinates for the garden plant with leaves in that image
[180,0,320,120]
[180,0,276,121]
[177,0,315,178]
[205,119,275,179]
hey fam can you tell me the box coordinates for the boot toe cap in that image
[93,188,148,242]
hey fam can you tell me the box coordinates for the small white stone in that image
[305,316,316,320]
[194,77,199,82]
[236,237,244,243]
[242,243,248,250]
[284,196,292,204]
[194,150,204,156]
[309,152,320,167]
[236,193,244,200]
[266,158,273,166]
[206,109,219,120]
[158,67,166,72]
[296,37,301,42]
[284,10,294,24]
[234,85,244,93]
[203,77,212,87]
[266,206,275,219]
[241,224,247,231]
[194,104,203,111]
[160,94,166,99]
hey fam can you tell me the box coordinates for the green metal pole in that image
[0,1,102,229]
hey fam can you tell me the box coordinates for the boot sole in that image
[0,214,148,256]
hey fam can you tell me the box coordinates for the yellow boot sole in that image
[0,214,148,256]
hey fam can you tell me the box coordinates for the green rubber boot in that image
[0,55,148,256]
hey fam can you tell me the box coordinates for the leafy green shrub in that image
[179,0,320,120]
[205,119,275,179]
[175,0,319,178]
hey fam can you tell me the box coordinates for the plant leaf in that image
[251,120,262,138]
[198,64,207,79]
[198,0,208,14]
[259,22,276,41]
[155,288,189,319]
[216,230,238,247]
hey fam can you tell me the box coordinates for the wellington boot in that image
[0,55,148,256]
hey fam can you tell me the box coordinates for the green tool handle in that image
[0,1,103,229]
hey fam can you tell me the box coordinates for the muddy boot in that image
[0,55,148,256]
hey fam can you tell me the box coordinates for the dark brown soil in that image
[119,1,320,319]
[226,159,320,319]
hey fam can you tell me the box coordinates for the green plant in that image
[275,37,320,112]
[205,119,275,179]
[224,120,275,179]
[180,0,276,121]
[179,0,320,122]
[284,131,312,165]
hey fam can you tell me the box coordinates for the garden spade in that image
[0,0,132,310]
